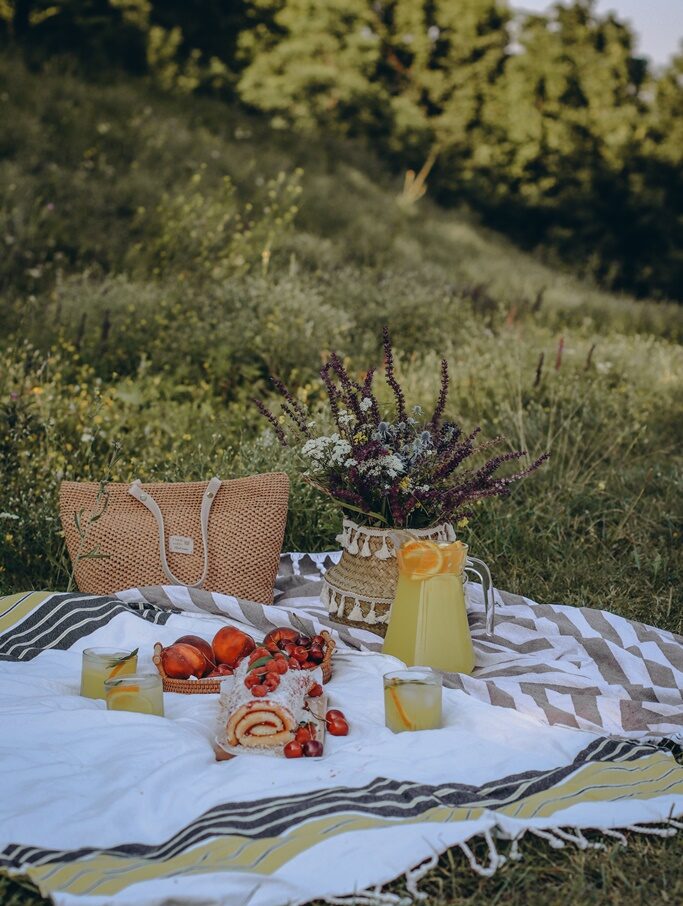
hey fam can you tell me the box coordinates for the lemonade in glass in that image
[105,673,164,716]
[80,648,138,699]
[384,668,442,732]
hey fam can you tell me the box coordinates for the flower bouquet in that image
[257,329,547,634]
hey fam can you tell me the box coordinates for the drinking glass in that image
[105,673,164,716]
[80,647,138,700]
[384,667,442,732]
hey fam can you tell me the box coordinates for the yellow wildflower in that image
[398,476,411,491]
[457,517,470,528]
[353,431,367,444]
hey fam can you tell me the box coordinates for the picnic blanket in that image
[1,553,682,906]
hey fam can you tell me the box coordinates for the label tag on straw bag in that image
[169,535,194,555]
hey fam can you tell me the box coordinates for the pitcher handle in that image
[465,556,496,634]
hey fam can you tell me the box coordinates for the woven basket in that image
[153,633,336,693]
[322,519,455,637]
[59,473,289,604]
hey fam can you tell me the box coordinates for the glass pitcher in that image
[382,538,495,674]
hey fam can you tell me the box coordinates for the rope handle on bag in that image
[128,477,222,588]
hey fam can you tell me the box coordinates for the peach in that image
[175,635,215,673]
[262,627,300,653]
[212,626,255,667]
[161,642,208,679]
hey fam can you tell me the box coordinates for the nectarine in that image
[161,642,208,679]
[212,626,255,667]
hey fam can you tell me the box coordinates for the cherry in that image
[244,672,260,689]
[288,658,301,670]
[308,683,323,698]
[249,647,271,663]
[295,725,313,744]
[281,641,296,656]
[251,684,267,697]
[272,658,289,675]
[296,635,311,648]
[311,635,325,647]
[327,717,349,736]
[308,646,324,663]
[326,709,345,722]
[303,740,323,757]
[283,740,303,759]
[264,674,280,691]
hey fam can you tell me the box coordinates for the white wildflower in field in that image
[359,397,373,412]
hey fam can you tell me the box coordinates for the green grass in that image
[0,53,681,904]
[2,832,682,906]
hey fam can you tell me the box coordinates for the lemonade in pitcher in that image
[383,539,475,674]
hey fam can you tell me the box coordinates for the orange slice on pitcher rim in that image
[398,540,444,580]
[443,541,467,576]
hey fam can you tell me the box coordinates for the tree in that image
[238,0,389,134]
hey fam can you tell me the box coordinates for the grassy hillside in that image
[0,53,682,905]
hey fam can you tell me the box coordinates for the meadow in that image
[0,54,682,904]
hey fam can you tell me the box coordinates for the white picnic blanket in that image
[1,555,682,905]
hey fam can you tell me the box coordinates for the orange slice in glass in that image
[106,686,153,713]
[398,540,444,580]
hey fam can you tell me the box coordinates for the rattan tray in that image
[153,631,335,694]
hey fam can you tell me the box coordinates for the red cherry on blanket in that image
[303,740,323,757]
[327,717,349,736]
[308,683,323,698]
[284,741,304,758]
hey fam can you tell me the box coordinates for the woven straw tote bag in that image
[59,473,289,604]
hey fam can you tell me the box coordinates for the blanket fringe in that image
[324,886,412,906]
[322,820,682,904]
[457,828,505,877]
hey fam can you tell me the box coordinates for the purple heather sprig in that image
[270,376,311,438]
[429,359,449,429]
[253,398,287,446]
[383,326,408,423]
